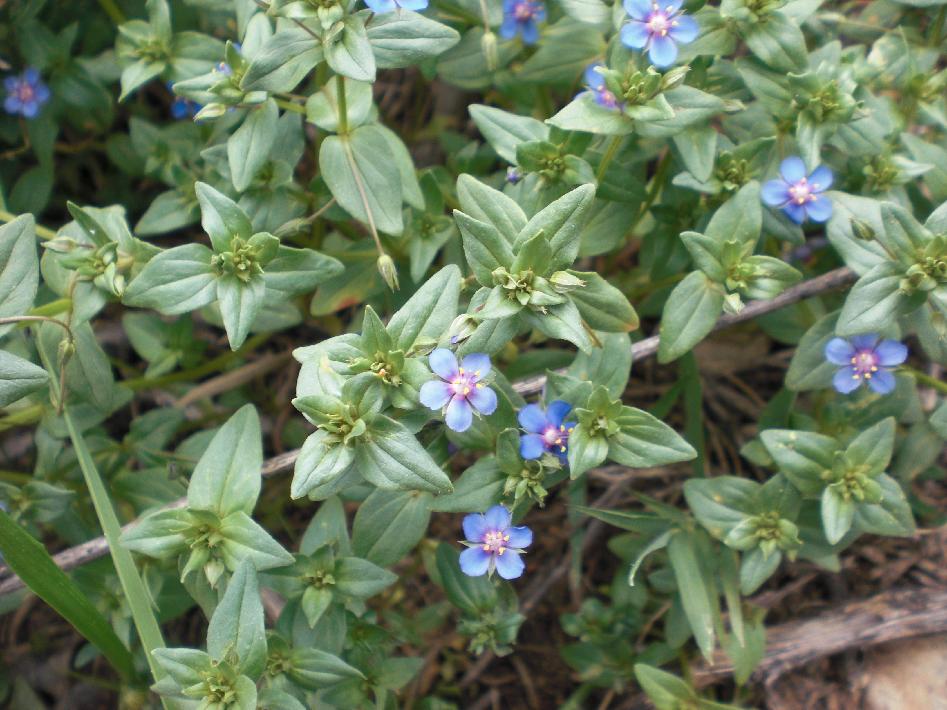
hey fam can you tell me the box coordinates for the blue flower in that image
[582,63,622,110]
[459,505,532,579]
[824,334,906,395]
[620,0,699,68]
[762,157,833,224]
[168,82,199,120]
[420,349,498,432]
[3,68,50,119]
[518,400,576,461]
[500,0,546,45]
[365,0,429,11]
[506,166,523,184]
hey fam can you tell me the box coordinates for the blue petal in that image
[24,68,40,85]
[461,353,492,379]
[33,84,50,102]
[546,400,572,427]
[648,34,678,67]
[620,20,650,49]
[584,63,605,89]
[503,0,517,10]
[807,164,833,191]
[623,0,651,20]
[520,433,546,460]
[494,550,525,579]
[463,513,488,542]
[445,396,473,432]
[806,195,833,223]
[429,348,459,380]
[21,101,39,118]
[459,546,491,576]
[4,77,17,92]
[365,0,397,9]
[824,337,856,366]
[520,19,540,45]
[485,504,512,531]
[533,3,546,21]
[867,368,896,394]
[397,0,429,8]
[518,403,548,433]
[850,334,879,351]
[779,156,807,183]
[761,179,790,207]
[833,366,862,394]
[4,96,21,114]
[467,385,498,416]
[782,202,807,224]
[669,14,699,43]
[665,0,684,12]
[874,339,907,367]
[507,525,532,549]
[420,380,453,410]
[500,16,519,39]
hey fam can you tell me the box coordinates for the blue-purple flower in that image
[459,505,532,579]
[620,0,699,68]
[500,0,546,45]
[3,68,50,119]
[506,166,523,184]
[168,83,199,120]
[762,157,833,224]
[365,0,429,11]
[420,349,498,432]
[519,400,576,461]
[825,334,907,395]
[582,64,622,110]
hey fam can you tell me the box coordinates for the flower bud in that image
[377,253,399,291]
[447,313,478,345]
[193,102,228,121]
[41,236,79,253]
[661,65,690,91]
[549,270,586,293]
[850,218,875,241]
[723,291,745,315]
[481,31,499,72]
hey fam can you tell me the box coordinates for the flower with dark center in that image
[419,349,498,432]
[824,334,907,395]
[3,68,50,119]
[518,400,576,461]
[459,505,532,579]
[620,0,698,68]
[762,157,833,224]
[500,0,546,45]
[582,64,622,110]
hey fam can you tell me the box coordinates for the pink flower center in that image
[596,87,618,108]
[788,178,817,205]
[16,81,34,103]
[647,8,671,35]
[450,367,482,399]
[514,1,537,20]
[542,424,573,453]
[850,349,879,380]
[482,530,510,554]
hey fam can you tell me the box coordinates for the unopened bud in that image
[377,253,399,291]
[850,218,875,241]
[549,270,586,293]
[42,236,79,253]
[481,31,499,72]
[661,65,689,91]
[193,102,228,122]
[447,313,478,345]
[723,291,745,315]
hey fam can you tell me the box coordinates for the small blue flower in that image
[3,68,50,119]
[824,334,906,395]
[762,157,833,224]
[420,349,498,432]
[365,0,428,11]
[500,0,546,45]
[519,400,576,461]
[460,504,532,579]
[506,166,523,184]
[620,0,698,68]
[168,82,199,120]
[581,63,622,110]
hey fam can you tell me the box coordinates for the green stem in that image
[273,98,306,115]
[595,135,623,182]
[336,74,349,136]
[930,5,946,46]
[0,404,43,432]
[29,298,72,317]
[0,209,56,240]
[901,365,947,394]
[626,150,672,238]
[96,0,125,23]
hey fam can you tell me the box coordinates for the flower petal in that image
[874,339,907,367]
[584,63,605,89]
[500,16,519,39]
[4,96,21,114]
[21,101,39,118]
[445,396,473,432]
[833,366,863,394]
[518,403,548,433]
[485,504,512,531]
[665,0,684,12]
[546,400,572,427]
[867,368,896,394]
[520,433,546,459]
[850,334,879,351]
[459,546,492,576]
[825,337,856,365]
[520,19,540,44]
[397,0,429,9]
[669,14,699,43]
[460,352,492,379]
[806,195,833,223]
[494,550,525,579]
[807,164,833,191]
[620,20,651,49]
[429,348,459,380]
[782,202,807,224]
[779,156,807,184]
[463,513,488,542]
[761,179,790,207]
[420,380,453,410]
[507,525,533,549]
[24,68,40,85]
[648,34,678,67]
[467,384,498,416]
[623,0,651,20]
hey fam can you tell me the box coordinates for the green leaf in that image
[428,457,505,512]
[672,125,718,183]
[363,9,460,68]
[207,560,267,679]
[325,16,376,82]
[567,330,632,397]
[291,431,356,500]
[633,663,698,710]
[120,509,190,559]
[469,104,549,164]
[785,311,840,391]
[188,404,262,517]
[196,182,253,252]
[853,473,915,538]
[351,488,432,566]
[610,407,697,468]
[705,181,761,246]
[0,214,38,337]
[760,429,836,496]
[667,531,716,663]
[218,511,294,571]
[0,509,136,680]
[386,265,462,351]
[456,173,527,241]
[684,477,758,539]
[821,486,854,544]
[287,647,364,689]
[743,11,808,72]
[263,246,345,300]
[837,261,917,336]
[658,272,725,363]
[0,350,48,408]
[568,271,639,333]
[844,417,895,476]
[567,424,609,479]
[515,184,596,271]
[306,78,374,133]
[547,93,635,135]
[217,274,265,350]
[229,100,280,192]
[454,211,514,285]
[241,28,324,93]
[434,543,497,615]
[334,557,397,598]
[354,417,452,493]
[522,299,594,353]
[122,244,217,315]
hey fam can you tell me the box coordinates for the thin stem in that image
[341,138,384,257]
[901,365,947,395]
[595,135,623,182]
[336,74,349,136]
[0,316,75,412]
[627,150,672,238]
[0,209,57,240]
[273,98,306,114]
[931,6,946,46]
[96,0,125,23]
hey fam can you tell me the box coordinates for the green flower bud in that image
[377,253,400,291]
[550,270,586,293]
[481,30,499,72]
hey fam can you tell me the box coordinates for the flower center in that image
[542,423,573,453]
[788,178,817,205]
[514,1,537,20]
[451,368,482,398]
[647,8,671,35]
[850,349,879,379]
[596,87,619,108]
[16,81,35,103]
[482,529,510,554]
